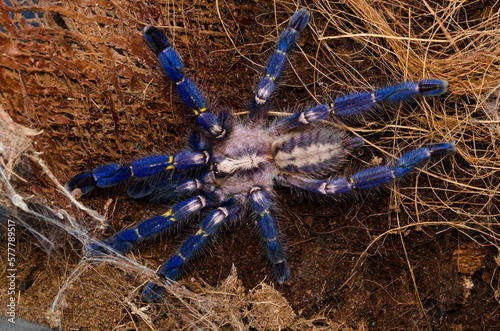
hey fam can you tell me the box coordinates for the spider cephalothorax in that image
[67,8,455,302]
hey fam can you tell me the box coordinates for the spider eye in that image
[212,162,220,174]
[212,162,229,179]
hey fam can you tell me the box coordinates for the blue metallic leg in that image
[284,143,456,194]
[126,177,204,200]
[86,195,214,256]
[250,8,310,121]
[250,187,289,283]
[275,80,448,131]
[142,198,239,302]
[66,150,208,195]
[143,25,229,138]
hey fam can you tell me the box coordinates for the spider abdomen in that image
[272,128,363,176]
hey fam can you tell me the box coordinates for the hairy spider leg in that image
[250,187,290,283]
[275,80,449,131]
[86,195,213,256]
[126,177,204,200]
[142,198,240,302]
[143,25,228,139]
[250,8,310,120]
[284,143,456,194]
[127,131,212,199]
[65,151,208,195]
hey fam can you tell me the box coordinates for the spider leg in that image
[143,25,229,138]
[275,80,448,131]
[126,176,203,201]
[250,187,289,283]
[284,143,456,194]
[86,194,215,256]
[250,8,310,121]
[66,150,208,195]
[142,198,240,302]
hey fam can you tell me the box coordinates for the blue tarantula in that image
[67,8,455,302]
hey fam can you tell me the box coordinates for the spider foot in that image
[65,163,130,195]
[85,236,135,258]
[274,260,291,284]
[142,278,168,302]
[417,79,449,96]
[65,170,95,195]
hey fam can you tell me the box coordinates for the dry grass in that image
[0,0,499,329]
[303,0,500,252]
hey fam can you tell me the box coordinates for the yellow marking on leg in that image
[265,74,276,81]
[162,209,176,221]
[193,108,206,116]
[330,102,335,115]
[160,156,174,170]
[195,229,209,237]
[136,156,175,173]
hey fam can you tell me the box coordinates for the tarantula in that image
[66,8,455,302]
